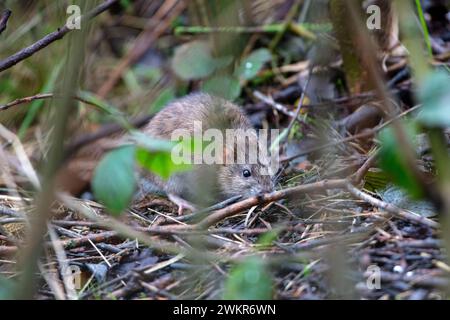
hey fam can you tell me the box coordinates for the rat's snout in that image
[261,185,274,194]
[255,183,274,196]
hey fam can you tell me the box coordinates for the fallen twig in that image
[196,179,348,229]
[346,182,438,228]
[56,230,118,250]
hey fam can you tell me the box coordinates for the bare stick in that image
[0,9,11,35]
[0,0,119,73]
[196,179,348,229]
[352,151,379,185]
[346,182,438,228]
[0,93,115,112]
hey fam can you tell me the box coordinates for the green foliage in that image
[223,257,273,300]
[92,145,137,216]
[120,0,132,9]
[417,70,450,128]
[363,169,390,192]
[92,132,196,214]
[0,276,16,300]
[18,62,62,138]
[172,41,232,80]
[149,87,175,113]
[136,147,191,180]
[202,75,241,101]
[235,48,272,80]
[415,0,433,56]
[171,40,271,101]
[378,124,424,199]
[256,229,279,248]
[123,69,142,93]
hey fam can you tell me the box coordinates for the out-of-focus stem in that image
[395,0,431,83]
[14,0,91,299]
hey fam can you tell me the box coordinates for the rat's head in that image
[217,132,275,199]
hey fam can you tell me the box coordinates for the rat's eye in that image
[242,169,251,178]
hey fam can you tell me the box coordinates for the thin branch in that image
[352,150,379,185]
[346,182,438,228]
[0,92,152,159]
[0,9,12,35]
[196,179,348,229]
[0,93,110,112]
[283,71,312,140]
[0,0,119,73]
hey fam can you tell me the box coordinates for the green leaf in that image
[120,0,132,9]
[130,131,176,152]
[202,75,241,101]
[378,124,424,198]
[149,88,175,114]
[417,70,450,128]
[223,257,273,300]
[0,276,16,300]
[256,229,279,248]
[236,48,272,80]
[92,145,137,216]
[171,41,232,80]
[123,69,142,92]
[135,148,191,180]
[131,131,193,179]
[363,169,390,192]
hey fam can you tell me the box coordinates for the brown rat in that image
[59,93,275,207]
[138,93,275,204]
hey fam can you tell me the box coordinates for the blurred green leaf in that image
[18,62,62,139]
[363,169,390,192]
[130,131,176,152]
[136,148,191,180]
[417,70,450,128]
[120,0,132,9]
[257,230,279,248]
[378,124,424,198]
[172,41,232,80]
[92,145,137,216]
[132,131,192,180]
[135,66,162,84]
[123,70,142,93]
[202,75,241,101]
[149,88,175,114]
[236,48,272,80]
[78,91,124,117]
[0,276,16,300]
[223,257,273,300]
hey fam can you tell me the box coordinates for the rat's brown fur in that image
[140,93,274,203]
